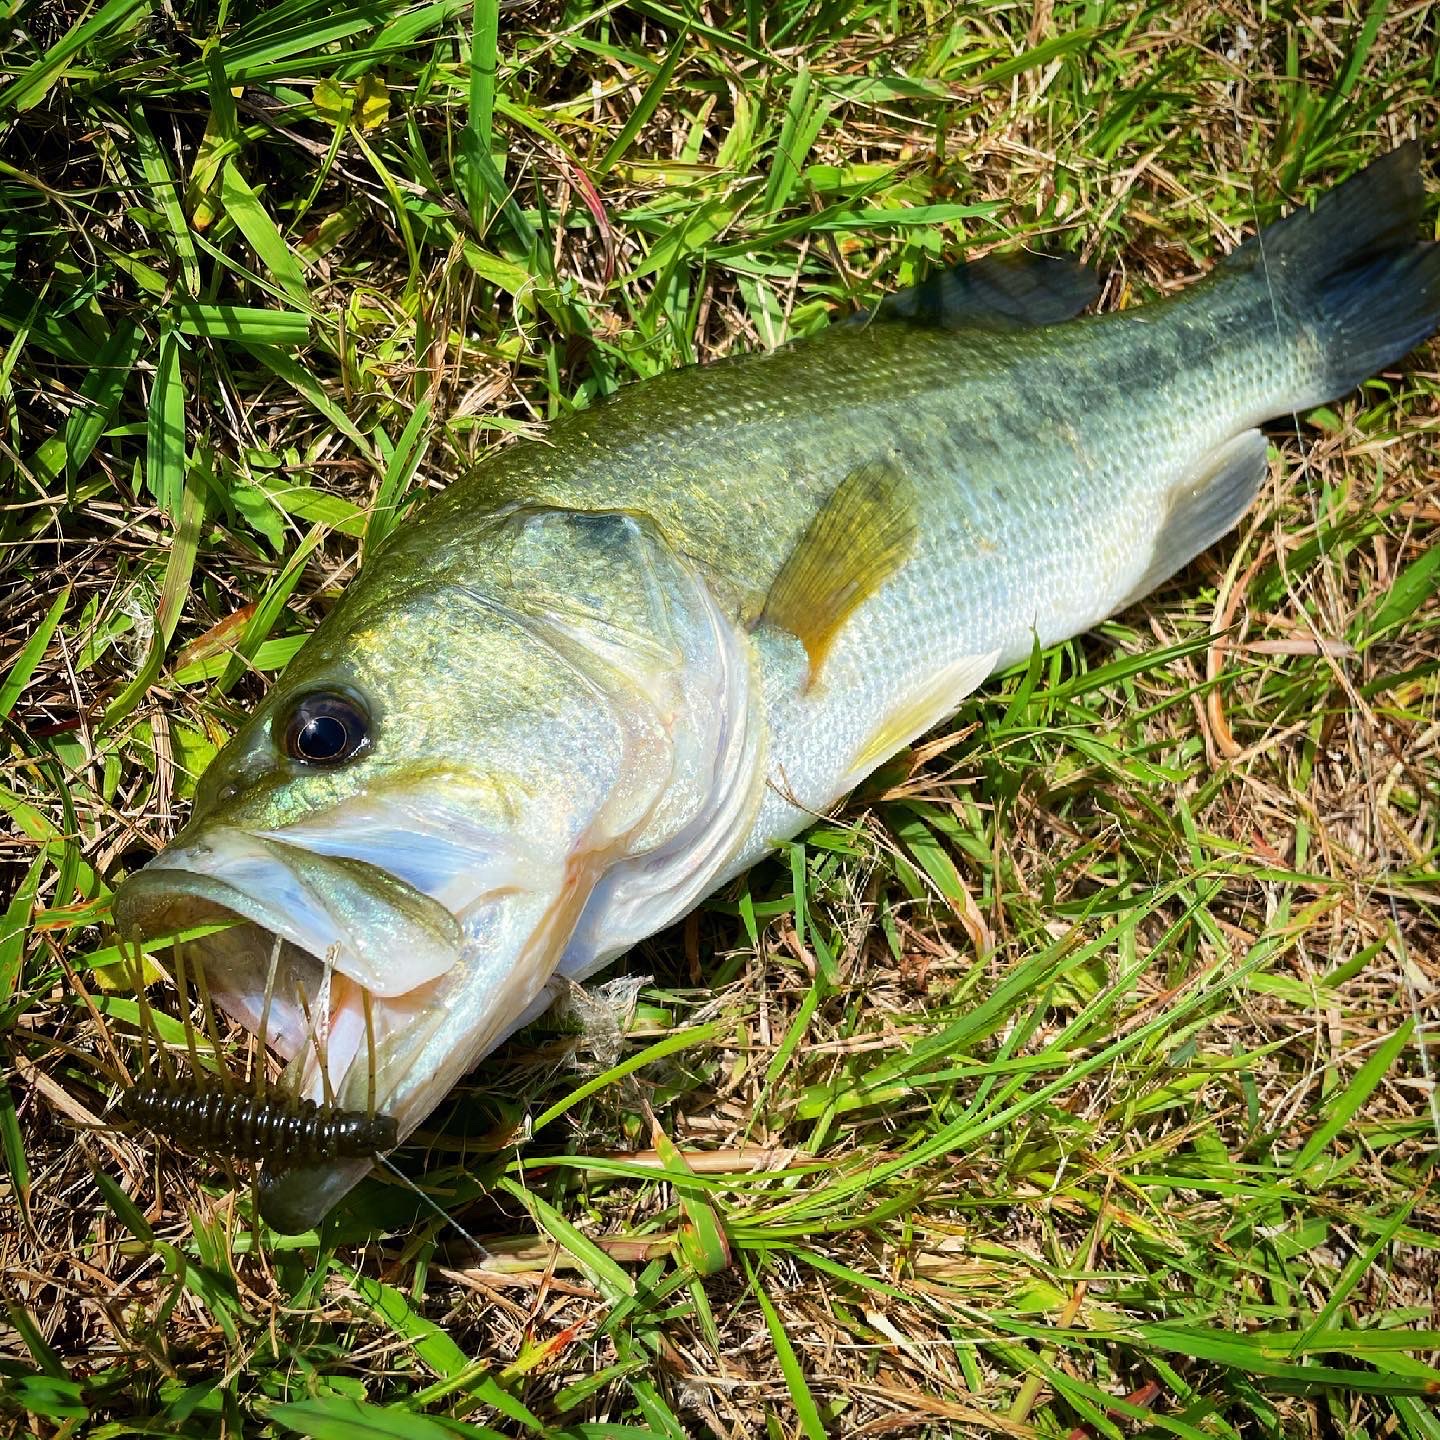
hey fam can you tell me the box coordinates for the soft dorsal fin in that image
[860,250,1099,331]
[761,459,917,688]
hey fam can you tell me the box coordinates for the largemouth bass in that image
[114,145,1439,1232]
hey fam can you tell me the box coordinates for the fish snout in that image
[110,811,580,1230]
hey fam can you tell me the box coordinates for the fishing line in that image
[373,1151,493,1262]
[1248,142,1440,1154]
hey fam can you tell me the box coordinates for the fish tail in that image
[1225,142,1439,407]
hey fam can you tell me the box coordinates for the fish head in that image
[113,506,761,1230]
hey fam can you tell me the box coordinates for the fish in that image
[113,145,1440,1232]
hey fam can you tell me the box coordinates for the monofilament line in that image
[1249,145,1440,1154]
[373,1152,493,1262]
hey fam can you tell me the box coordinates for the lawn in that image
[1,1,1438,1436]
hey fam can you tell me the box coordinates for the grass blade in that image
[101,462,206,728]
[745,1256,827,1440]
[242,343,374,456]
[219,161,312,306]
[469,0,498,152]
[762,63,830,216]
[144,327,187,518]
[594,30,688,176]
[0,1076,32,1229]
[127,105,200,296]
[1358,543,1440,646]
[1,587,69,719]
[455,124,542,265]
[528,1023,721,1137]
[62,321,145,494]
[272,1396,506,1440]
[1294,1018,1414,1175]
[216,524,325,694]
[174,303,311,345]
[366,395,432,549]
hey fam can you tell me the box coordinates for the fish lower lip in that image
[109,842,467,1217]
[257,1158,377,1234]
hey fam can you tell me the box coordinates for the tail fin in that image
[1224,142,1439,404]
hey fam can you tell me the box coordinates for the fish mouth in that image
[112,807,570,1232]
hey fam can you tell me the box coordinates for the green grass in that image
[2,1,1439,1436]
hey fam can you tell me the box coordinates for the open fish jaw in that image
[111,815,526,1118]
[113,824,579,1232]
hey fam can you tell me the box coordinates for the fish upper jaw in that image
[115,827,467,1006]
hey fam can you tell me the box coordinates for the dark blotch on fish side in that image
[120,1077,398,1164]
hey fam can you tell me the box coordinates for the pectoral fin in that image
[1122,429,1269,607]
[762,460,918,687]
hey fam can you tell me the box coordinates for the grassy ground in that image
[2,1,1439,1436]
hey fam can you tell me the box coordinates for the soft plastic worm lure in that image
[120,1077,397,1163]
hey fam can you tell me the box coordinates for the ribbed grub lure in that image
[120,1077,397,1163]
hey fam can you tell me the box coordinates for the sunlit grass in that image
[1,2,1438,1436]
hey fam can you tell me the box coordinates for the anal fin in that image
[1123,429,1269,608]
[762,459,918,688]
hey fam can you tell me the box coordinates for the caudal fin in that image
[1224,142,1440,404]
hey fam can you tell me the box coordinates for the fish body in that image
[114,146,1440,1231]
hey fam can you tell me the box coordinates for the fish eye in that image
[281,692,371,766]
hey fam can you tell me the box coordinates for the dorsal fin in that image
[760,460,917,688]
[858,250,1099,331]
